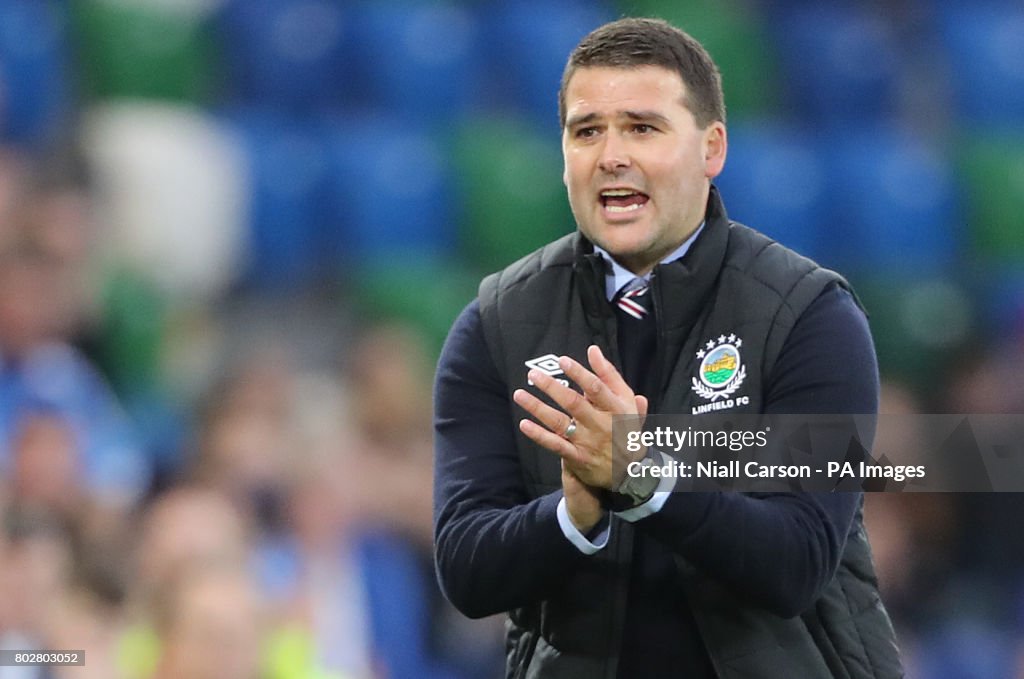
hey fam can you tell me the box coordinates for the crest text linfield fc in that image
[691,334,748,414]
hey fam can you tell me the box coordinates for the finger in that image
[587,345,636,401]
[634,394,649,419]
[513,387,577,438]
[557,355,626,414]
[522,368,596,423]
[519,418,585,465]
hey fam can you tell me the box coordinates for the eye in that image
[574,126,599,139]
[632,123,656,135]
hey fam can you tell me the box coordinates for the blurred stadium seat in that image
[70,0,217,103]
[226,109,331,289]
[483,0,614,130]
[0,0,72,146]
[773,5,900,125]
[349,2,481,125]
[96,269,168,396]
[352,257,479,357]
[914,621,1017,679]
[824,125,960,274]
[82,102,248,300]
[452,116,572,272]
[854,275,973,392]
[327,115,456,262]
[714,122,828,262]
[938,4,1024,126]
[957,133,1024,265]
[218,0,353,111]
[976,267,1024,337]
[617,0,781,120]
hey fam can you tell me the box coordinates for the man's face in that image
[562,65,726,275]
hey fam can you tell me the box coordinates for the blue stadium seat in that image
[0,0,71,146]
[482,0,614,131]
[217,0,353,112]
[348,2,481,124]
[978,267,1024,337]
[915,621,1017,679]
[225,110,332,289]
[938,4,1024,125]
[714,122,829,263]
[773,6,900,126]
[823,125,960,274]
[325,115,456,262]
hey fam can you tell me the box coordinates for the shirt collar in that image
[593,222,705,301]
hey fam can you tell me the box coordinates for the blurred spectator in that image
[944,339,1024,416]
[159,341,488,679]
[150,563,265,679]
[119,485,251,679]
[0,510,73,679]
[47,583,126,679]
[866,381,959,622]
[8,410,80,518]
[345,324,504,679]
[0,185,150,512]
[0,150,29,251]
[864,381,964,677]
[191,350,298,537]
[344,324,435,545]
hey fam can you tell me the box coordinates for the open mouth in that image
[600,188,650,213]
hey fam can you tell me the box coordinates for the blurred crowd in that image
[0,0,1023,678]
[0,151,504,677]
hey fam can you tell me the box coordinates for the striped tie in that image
[614,277,656,393]
[617,281,650,320]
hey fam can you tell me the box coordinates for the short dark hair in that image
[559,17,726,129]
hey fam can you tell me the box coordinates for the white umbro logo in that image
[525,353,569,387]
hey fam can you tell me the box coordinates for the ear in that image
[703,122,727,179]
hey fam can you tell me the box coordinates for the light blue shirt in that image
[596,223,704,301]
[557,224,705,554]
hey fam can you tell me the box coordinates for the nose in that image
[597,132,630,174]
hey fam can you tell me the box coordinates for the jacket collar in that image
[573,184,731,331]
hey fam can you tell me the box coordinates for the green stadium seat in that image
[69,0,217,102]
[452,117,574,272]
[352,258,481,359]
[96,269,168,396]
[853,275,975,395]
[615,0,780,119]
[958,134,1024,264]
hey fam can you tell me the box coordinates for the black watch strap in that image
[607,448,661,512]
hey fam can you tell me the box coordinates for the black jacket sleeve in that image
[639,284,879,617]
[433,300,586,618]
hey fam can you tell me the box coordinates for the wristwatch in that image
[608,449,661,511]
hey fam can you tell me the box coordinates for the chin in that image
[591,233,651,258]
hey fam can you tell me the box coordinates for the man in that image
[434,17,903,679]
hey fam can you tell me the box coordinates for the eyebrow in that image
[565,112,600,129]
[564,110,672,129]
[622,110,671,126]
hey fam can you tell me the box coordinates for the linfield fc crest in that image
[692,334,747,403]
